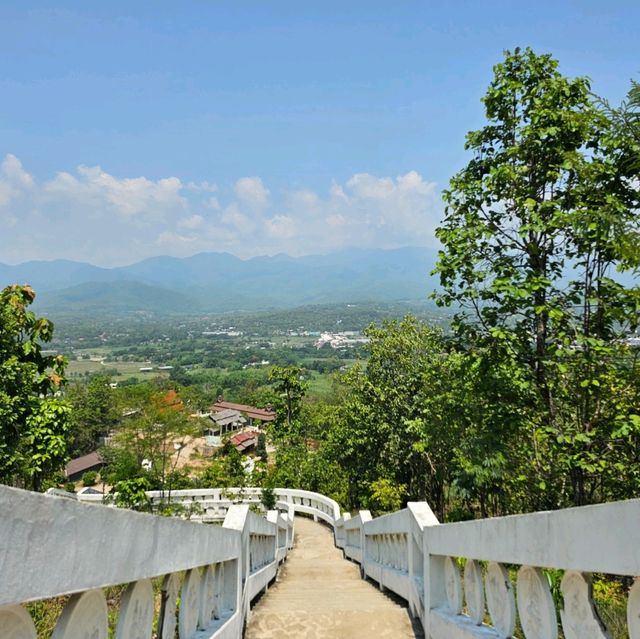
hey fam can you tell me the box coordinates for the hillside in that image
[0,247,440,317]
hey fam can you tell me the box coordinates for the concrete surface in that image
[245,517,422,638]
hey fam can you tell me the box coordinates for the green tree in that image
[67,375,119,457]
[327,318,457,513]
[434,48,640,507]
[268,366,309,434]
[0,285,71,491]
[198,444,246,488]
[103,389,197,501]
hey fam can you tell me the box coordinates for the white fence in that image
[0,485,292,639]
[335,498,640,639]
[77,486,341,526]
[5,483,640,638]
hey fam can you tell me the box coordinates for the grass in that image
[66,358,169,381]
[26,578,172,638]
[306,371,334,399]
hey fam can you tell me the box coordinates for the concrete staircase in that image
[246,517,422,639]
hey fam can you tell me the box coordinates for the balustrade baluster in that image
[463,559,485,625]
[628,579,640,639]
[516,566,558,639]
[199,565,217,630]
[443,557,463,615]
[159,573,180,639]
[560,571,611,639]
[485,562,516,638]
[116,579,154,639]
[179,569,201,639]
[52,590,109,639]
[0,605,37,639]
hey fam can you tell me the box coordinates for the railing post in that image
[266,510,279,575]
[222,504,250,617]
[359,510,372,579]
[423,527,446,637]
[406,503,439,626]
[407,521,417,618]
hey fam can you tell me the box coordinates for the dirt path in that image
[245,517,422,639]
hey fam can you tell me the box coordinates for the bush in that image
[366,478,407,515]
[81,471,98,487]
[256,433,268,462]
[261,486,277,510]
[64,482,76,493]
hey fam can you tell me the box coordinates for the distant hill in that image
[35,281,204,317]
[0,247,440,317]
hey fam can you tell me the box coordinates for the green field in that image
[307,371,335,399]
[66,358,168,381]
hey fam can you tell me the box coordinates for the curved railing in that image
[77,486,342,526]
[5,483,640,638]
[0,485,293,639]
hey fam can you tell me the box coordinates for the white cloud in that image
[185,180,217,193]
[0,153,442,265]
[43,166,186,220]
[0,153,34,208]
[234,176,270,212]
[266,215,297,239]
[156,231,197,246]
[178,214,205,229]
[346,173,395,199]
[206,196,221,210]
[221,203,256,234]
[326,214,346,227]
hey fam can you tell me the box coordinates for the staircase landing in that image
[245,517,422,638]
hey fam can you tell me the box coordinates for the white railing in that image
[7,483,640,638]
[77,487,341,529]
[0,485,292,639]
[343,510,371,565]
[339,498,640,639]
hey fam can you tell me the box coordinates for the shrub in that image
[261,486,277,510]
[82,471,98,487]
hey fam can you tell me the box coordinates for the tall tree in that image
[0,285,70,491]
[67,374,120,456]
[434,48,640,506]
[268,366,308,433]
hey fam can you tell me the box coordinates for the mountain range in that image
[0,247,440,317]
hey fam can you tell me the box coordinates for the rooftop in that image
[211,400,275,422]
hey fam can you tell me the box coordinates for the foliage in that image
[367,478,407,515]
[0,284,71,491]
[82,470,98,487]
[433,48,640,508]
[268,366,309,433]
[261,486,277,510]
[198,444,247,488]
[256,433,268,462]
[66,375,119,457]
[326,318,453,512]
[107,477,152,512]
[102,387,198,501]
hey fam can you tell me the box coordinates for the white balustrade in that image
[0,485,293,639]
[334,497,640,639]
[8,484,640,638]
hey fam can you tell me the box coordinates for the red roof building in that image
[230,431,258,453]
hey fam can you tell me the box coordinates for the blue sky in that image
[0,1,638,265]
